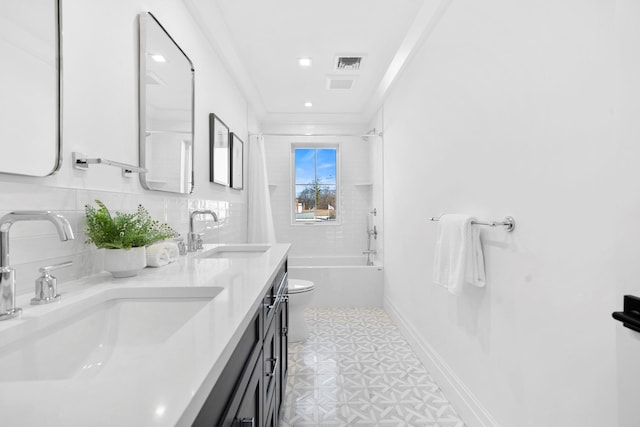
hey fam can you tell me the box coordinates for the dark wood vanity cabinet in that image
[193,259,288,427]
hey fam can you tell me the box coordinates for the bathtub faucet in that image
[363,249,377,266]
[367,225,377,240]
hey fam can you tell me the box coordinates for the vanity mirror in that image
[0,0,60,176]
[139,12,194,194]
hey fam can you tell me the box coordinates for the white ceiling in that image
[187,0,444,127]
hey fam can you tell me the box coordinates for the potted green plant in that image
[85,200,177,277]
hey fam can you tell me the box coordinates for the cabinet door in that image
[275,295,289,419]
[264,313,278,411]
[233,350,264,427]
[194,311,261,427]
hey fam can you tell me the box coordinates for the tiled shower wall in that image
[0,181,246,296]
[264,135,376,257]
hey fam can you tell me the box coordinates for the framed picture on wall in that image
[209,113,229,186]
[230,133,244,190]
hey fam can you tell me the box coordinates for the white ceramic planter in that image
[103,247,147,278]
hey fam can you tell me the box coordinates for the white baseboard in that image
[384,297,500,427]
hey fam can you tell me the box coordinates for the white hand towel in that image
[433,214,486,295]
[163,242,180,263]
[146,243,170,268]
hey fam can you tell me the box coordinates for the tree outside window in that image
[294,147,337,222]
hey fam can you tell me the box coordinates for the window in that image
[293,146,338,223]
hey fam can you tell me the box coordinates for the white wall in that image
[613,1,640,425]
[262,124,378,257]
[0,0,252,295]
[381,0,640,426]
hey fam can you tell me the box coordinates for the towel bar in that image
[429,216,516,232]
[72,152,147,177]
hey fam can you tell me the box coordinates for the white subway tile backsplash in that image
[10,234,79,263]
[0,182,77,211]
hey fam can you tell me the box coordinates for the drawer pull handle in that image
[237,417,255,427]
[265,357,279,377]
[264,295,282,310]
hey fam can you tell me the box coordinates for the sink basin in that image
[199,244,271,259]
[0,286,223,382]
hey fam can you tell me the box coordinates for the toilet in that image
[287,279,315,342]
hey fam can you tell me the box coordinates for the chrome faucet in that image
[188,210,218,252]
[364,222,378,266]
[362,249,377,266]
[367,225,378,239]
[0,211,74,320]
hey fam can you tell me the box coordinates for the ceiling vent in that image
[326,76,355,90]
[334,55,366,72]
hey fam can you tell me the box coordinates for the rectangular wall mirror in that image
[0,0,61,176]
[139,12,194,194]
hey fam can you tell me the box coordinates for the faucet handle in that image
[38,261,73,275]
[31,261,72,305]
[173,236,187,255]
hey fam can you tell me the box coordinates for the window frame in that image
[290,143,341,226]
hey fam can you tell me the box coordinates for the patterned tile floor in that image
[281,308,466,427]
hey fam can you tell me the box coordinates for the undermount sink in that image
[199,244,271,259]
[0,286,223,382]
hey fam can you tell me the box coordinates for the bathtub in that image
[287,256,383,307]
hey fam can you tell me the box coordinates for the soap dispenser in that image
[31,261,72,305]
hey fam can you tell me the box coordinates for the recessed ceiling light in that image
[298,57,312,67]
[304,102,313,108]
[151,54,166,63]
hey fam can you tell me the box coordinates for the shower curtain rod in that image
[249,132,383,138]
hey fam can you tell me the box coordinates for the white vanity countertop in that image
[0,243,290,427]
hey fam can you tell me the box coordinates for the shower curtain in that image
[247,135,277,243]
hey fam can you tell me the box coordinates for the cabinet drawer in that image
[263,263,287,334]
[263,312,278,407]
